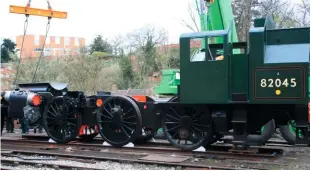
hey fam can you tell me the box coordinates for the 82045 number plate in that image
[254,67,305,100]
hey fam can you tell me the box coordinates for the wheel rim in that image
[43,97,80,143]
[97,96,142,146]
[163,105,212,150]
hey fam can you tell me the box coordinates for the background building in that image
[16,35,85,59]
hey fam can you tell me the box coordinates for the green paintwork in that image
[154,0,240,96]
[180,22,233,104]
[254,68,304,99]
[179,16,310,104]
[195,0,239,51]
[154,69,180,95]
[248,17,310,104]
[288,120,303,138]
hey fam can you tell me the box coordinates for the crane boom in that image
[195,0,239,52]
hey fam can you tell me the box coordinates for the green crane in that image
[154,0,239,97]
[195,0,239,50]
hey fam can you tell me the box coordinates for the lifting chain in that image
[13,0,54,86]
[32,17,51,83]
[32,0,53,83]
[13,14,29,88]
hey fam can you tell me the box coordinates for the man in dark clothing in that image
[6,117,14,133]
[20,117,29,134]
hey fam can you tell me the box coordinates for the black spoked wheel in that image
[96,96,142,147]
[162,105,213,151]
[43,96,82,143]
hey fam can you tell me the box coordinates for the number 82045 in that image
[260,78,296,88]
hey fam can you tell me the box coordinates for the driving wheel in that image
[42,96,82,143]
[96,95,142,147]
[162,105,213,151]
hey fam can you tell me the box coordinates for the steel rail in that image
[1,138,283,160]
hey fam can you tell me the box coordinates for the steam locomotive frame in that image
[1,16,310,151]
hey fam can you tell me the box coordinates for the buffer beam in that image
[9,5,67,19]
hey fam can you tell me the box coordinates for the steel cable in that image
[32,18,51,83]
[13,15,29,88]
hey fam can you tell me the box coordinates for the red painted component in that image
[95,125,99,133]
[79,125,99,136]
[78,125,88,136]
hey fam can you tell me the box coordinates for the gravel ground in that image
[1,155,176,170]
[1,164,53,170]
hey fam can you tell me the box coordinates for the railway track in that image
[20,134,297,147]
[1,135,304,170]
[1,137,283,159]
[1,137,285,170]
[1,137,284,169]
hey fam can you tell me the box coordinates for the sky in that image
[0,0,304,45]
[0,0,197,45]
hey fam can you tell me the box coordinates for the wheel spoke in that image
[54,102,60,113]
[166,125,180,132]
[66,122,76,126]
[99,113,112,120]
[121,126,130,138]
[192,126,204,137]
[122,121,136,125]
[122,124,134,132]
[50,106,58,116]
[47,111,57,118]
[123,108,133,117]
[98,120,112,123]
[165,122,179,124]
[108,103,113,110]
[103,107,113,118]
[122,114,136,120]
[46,116,56,120]
[166,114,180,121]
[170,108,181,119]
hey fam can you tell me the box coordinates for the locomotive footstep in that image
[48,138,56,143]
[192,146,206,152]
[102,141,134,148]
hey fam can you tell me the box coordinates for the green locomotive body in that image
[180,17,309,105]
[155,16,309,150]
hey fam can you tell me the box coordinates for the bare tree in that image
[296,0,310,27]
[126,25,168,80]
[181,2,200,32]
[110,35,125,56]
[127,25,168,50]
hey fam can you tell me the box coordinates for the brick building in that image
[16,35,85,58]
